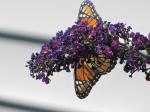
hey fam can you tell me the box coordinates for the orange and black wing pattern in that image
[74,0,116,99]
[74,57,100,99]
[78,0,102,27]
[74,55,115,99]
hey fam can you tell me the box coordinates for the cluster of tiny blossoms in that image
[26,20,150,84]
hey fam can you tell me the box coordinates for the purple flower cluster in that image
[26,20,150,84]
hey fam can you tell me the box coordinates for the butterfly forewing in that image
[74,55,116,99]
[74,57,101,99]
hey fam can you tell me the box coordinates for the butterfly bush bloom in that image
[27,19,150,84]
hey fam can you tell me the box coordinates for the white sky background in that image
[0,0,150,36]
[0,0,150,112]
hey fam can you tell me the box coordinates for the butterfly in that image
[74,0,117,99]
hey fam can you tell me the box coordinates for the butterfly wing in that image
[78,0,102,27]
[74,55,116,99]
[93,54,113,74]
[74,57,101,99]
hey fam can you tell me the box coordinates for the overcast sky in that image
[0,0,150,112]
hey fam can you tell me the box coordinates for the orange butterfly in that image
[74,0,116,99]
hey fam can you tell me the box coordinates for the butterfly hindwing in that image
[93,54,112,74]
[78,0,102,27]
